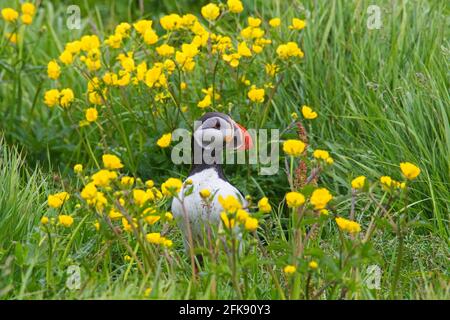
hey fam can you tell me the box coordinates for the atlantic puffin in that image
[171,112,253,250]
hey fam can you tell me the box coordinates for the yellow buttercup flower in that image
[245,217,259,231]
[265,63,279,77]
[400,162,420,180]
[258,197,272,213]
[47,60,61,79]
[309,261,319,269]
[248,17,261,27]
[156,44,175,56]
[44,89,60,107]
[269,18,281,27]
[121,176,134,186]
[133,20,152,35]
[351,176,366,189]
[236,209,249,222]
[227,0,244,13]
[102,154,124,170]
[165,212,173,221]
[310,188,332,210]
[91,169,117,187]
[335,217,361,234]
[313,149,330,160]
[200,189,211,199]
[5,32,17,44]
[157,133,172,148]
[283,265,296,275]
[285,192,305,208]
[301,105,318,119]
[59,50,74,65]
[133,189,152,207]
[283,139,306,157]
[144,214,161,225]
[289,18,307,30]
[1,8,19,22]
[85,108,98,122]
[218,195,242,213]
[220,212,235,229]
[248,85,265,103]
[276,42,304,59]
[58,215,74,227]
[160,14,182,30]
[21,14,33,25]
[21,3,36,16]
[81,182,97,200]
[161,178,182,196]
[40,216,49,225]
[74,164,83,173]
[201,3,220,21]
[59,88,74,108]
[146,232,162,244]
[108,209,123,220]
[48,192,70,208]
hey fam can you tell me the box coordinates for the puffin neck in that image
[189,137,228,181]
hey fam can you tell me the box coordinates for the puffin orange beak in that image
[236,123,253,150]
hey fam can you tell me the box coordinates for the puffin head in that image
[193,112,253,152]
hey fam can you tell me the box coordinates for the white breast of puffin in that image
[171,168,246,237]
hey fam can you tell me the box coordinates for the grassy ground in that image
[0,0,448,299]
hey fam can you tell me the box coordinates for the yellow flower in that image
[146,232,162,244]
[283,139,306,157]
[165,212,173,221]
[245,217,259,231]
[157,133,172,148]
[133,20,153,35]
[160,14,182,30]
[400,162,420,180]
[180,82,187,90]
[74,164,83,173]
[265,63,279,77]
[81,182,98,200]
[283,265,296,275]
[122,217,137,232]
[248,17,261,27]
[133,189,152,207]
[301,105,318,119]
[85,108,98,122]
[248,85,265,103]
[47,60,61,79]
[156,44,175,56]
[201,3,220,21]
[227,0,244,13]
[121,176,134,186]
[236,209,249,222]
[220,212,235,229]
[258,197,272,213]
[289,18,307,30]
[197,94,212,108]
[276,42,304,59]
[21,14,33,25]
[59,50,73,65]
[269,18,281,27]
[105,33,123,49]
[21,3,36,16]
[199,189,211,199]
[310,188,333,210]
[313,149,330,160]
[309,261,318,269]
[144,214,161,225]
[59,88,74,108]
[40,216,49,225]
[218,195,242,213]
[351,176,366,189]
[161,178,182,196]
[144,288,152,297]
[58,215,74,227]
[44,89,60,107]
[91,170,117,187]
[335,217,361,234]
[145,180,154,188]
[238,41,252,57]
[80,35,100,51]
[48,192,70,208]
[1,8,19,22]
[285,192,305,208]
[143,29,158,45]
[102,154,124,170]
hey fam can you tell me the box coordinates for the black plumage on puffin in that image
[171,112,253,249]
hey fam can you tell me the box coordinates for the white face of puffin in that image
[193,113,247,153]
